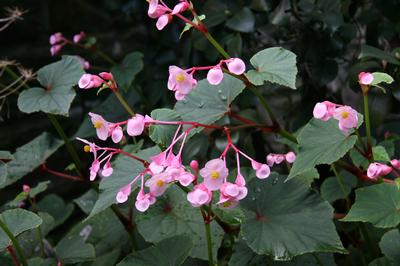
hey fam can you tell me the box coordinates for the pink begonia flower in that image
[226,58,246,75]
[116,183,132,203]
[167,66,197,100]
[111,126,123,143]
[89,112,110,141]
[251,161,270,179]
[148,4,168,18]
[285,152,296,163]
[50,44,62,56]
[171,2,189,15]
[99,72,114,80]
[23,185,30,193]
[358,72,374,85]
[390,159,400,169]
[127,114,145,136]
[78,74,104,89]
[135,190,156,212]
[313,101,336,121]
[156,14,171,30]
[219,182,247,202]
[266,154,275,167]
[333,106,358,134]
[165,167,184,183]
[101,162,113,177]
[207,67,224,85]
[367,162,392,180]
[145,173,169,197]
[147,0,159,15]
[200,158,229,191]
[187,183,212,207]
[89,160,100,181]
[73,31,86,43]
[49,32,63,45]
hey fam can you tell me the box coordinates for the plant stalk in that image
[203,217,214,266]
[362,93,373,160]
[0,219,28,266]
[114,90,135,117]
[96,49,117,65]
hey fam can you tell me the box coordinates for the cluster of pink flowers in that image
[267,152,296,167]
[147,0,190,30]
[168,58,246,100]
[313,101,358,134]
[77,110,297,212]
[49,31,86,56]
[78,72,116,91]
[366,159,400,180]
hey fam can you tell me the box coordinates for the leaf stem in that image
[332,164,351,210]
[113,90,135,117]
[96,49,117,65]
[362,93,373,160]
[0,219,28,266]
[203,215,215,266]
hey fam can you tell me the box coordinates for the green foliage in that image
[111,52,144,91]
[37,194,74,228]
[321,173,358,203]
[342,184,400,228]
[245,47,297,89]
[379,229,400,265]
[240,173,346,260]
[55,235,96,264]
[17,56,84,116]
[149,108,181,146]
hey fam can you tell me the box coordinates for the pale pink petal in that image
[207,67,224,85]
[226,58,245,75]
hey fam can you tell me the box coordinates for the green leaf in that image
[74,189,98,215]
[37,194,74,228]
[18,56,84,116]
[88,146,160,219]
[371,72,394,86]
[136,186,224,260]
[8,181,50,207]
[111,52,143,91]
[55,235,95,264]
[117,235,193,266]
[149,108,181,146]
[359,45,400,65]
[27,258,57,266]
[180,15,206,38]
[240,173,346,260]
[321,173,358,203]
[226,7,255,33]
[174,75,245,134]
[288,118,360,180]
[0,151,13,161]
[0,209,42,250]
[0,132,62,188]
[90,248,121,266]
[245,47,297,89]
[379,229,400,264]
[373,146,391,162]
[342,183,400,228]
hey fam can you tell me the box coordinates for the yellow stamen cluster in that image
[210,171,220,179]
[341,111,349,119]
[176,73,185,82]
[93,121,103,129]
[83,145,91,152]
[156,179,164,187]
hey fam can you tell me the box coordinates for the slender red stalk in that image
[6,246,19,266]
[41,164,85,181]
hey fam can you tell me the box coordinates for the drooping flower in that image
[226,58,246,75]
[127,114,145,136]
[135,189,156,212]
[251,161,270,179]
[333,106,358,134]
[171,1,189,15]
[367,162,392,180]
[101,162,114,177]
[167,66,197,100]
[156,14,172,30]
[111,126,123,143]
[187,183,212,207]
[49,32,63,45]
[78,74,104,89]
[88,112,110,141]
[313,101,336,121]
[50,44,63,56]
[89,160,100,181]
[200,158,229,191]
[285,152,296,163]
[207,66,224,85]
[116,183,132,203]
[148,4,168,18]
[358,72,374,85]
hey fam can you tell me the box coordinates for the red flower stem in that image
[334,213,346,219]
[102,148,148,166]
[6,247,19,266]
[41,164,85,181]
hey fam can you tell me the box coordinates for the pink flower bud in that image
[207,67,224,85]
[22,185,30,193]
[171,2,189,15]
[148,4,168,18]
[99,72,114,81]
[78,74,93,89]
[358,72,374,85]
[255,164,270,179]
[187,183,212,207]
[190,160,199,170]
[116,183,132,203]
[101,162,113,177]
[367,162,392,180]
[266,154,275,167]
[50,45,62,56]
[127,114,145,136]
[147,0,159,15]
[90,75,104,88]
[391,159,400,169]
[89,160,100,181]
[156,14,171,30]
[313,101,336,121]
[285,151,296,163]
[73,31,86,43]
[226,58,246,75]
[49,32,63,45]
[111,126,123,143]
[274,155,285,165]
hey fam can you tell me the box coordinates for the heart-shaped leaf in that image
[111,52,143,91]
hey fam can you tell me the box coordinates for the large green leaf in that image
[321,173,358,203]
[117,235,193,266]
[226,7,255,33]
[359,45,400,65]
[88,146,160,219]
[149,108,181,146]
[37,194,74,228]
[245,47,297,89]
[55,235,95,264]
[379,229,400,265]
[74,189,98,215]
[174,74,245,133]
[342,183,400,228]
[240,173,346,260]
[111,52,144,91]
[136,186,224,260]
[0,132,62,188]
[288,118,360,179]
[0,209,42,250]
[18,56,84,116]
